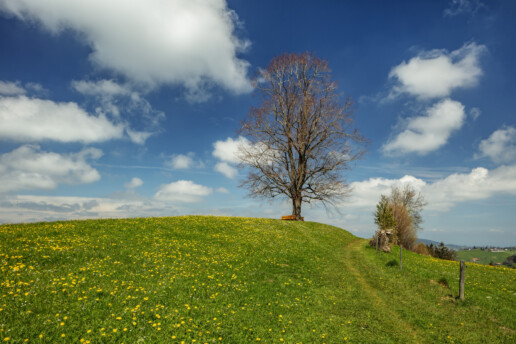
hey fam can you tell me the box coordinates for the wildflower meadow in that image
[0,216,514,343]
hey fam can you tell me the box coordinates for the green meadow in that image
[0,216,515,343]
[456,248,516,266]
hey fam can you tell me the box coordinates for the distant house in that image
[471,258,479,262]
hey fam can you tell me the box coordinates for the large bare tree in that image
[238,53,366,220]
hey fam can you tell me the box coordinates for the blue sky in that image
[0,0,515,246]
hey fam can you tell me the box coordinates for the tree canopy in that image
[238,53,366,220]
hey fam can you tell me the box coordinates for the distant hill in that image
[417,238,470,250]
[456,248,516,265]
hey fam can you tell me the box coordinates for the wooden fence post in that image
[399,244,402,270]
[459,260,465,300]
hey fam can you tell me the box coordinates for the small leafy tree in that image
[383,185,426,250]
[374,195,396,230]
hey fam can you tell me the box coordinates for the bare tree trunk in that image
[292,196,302,221]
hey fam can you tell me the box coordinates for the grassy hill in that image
[0,216,514,343]
[456,248,516,265]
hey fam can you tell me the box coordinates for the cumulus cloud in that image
[212,136,249,163]
[167,154,194,169]
[426,166,516,209]
[216,187,230,194]
[348,175,426,209]
[348,164,516,211]
[0,94,126,143]
[0,80,25,96]
[0,145,102,193]
[154,180,212,203]
[383,99,465,155]
[211,136,279,178]
[124,177,143,189]
[0,0,252,100]
[214,162,238,179]
[212,136,249,178]
[165,153,203,170]
[476,126,516,164]
[389,43,486,99]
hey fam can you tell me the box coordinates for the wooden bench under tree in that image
[281,215,304,221]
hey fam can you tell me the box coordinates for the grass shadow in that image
[386,259,398,267]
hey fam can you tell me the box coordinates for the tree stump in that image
[369,229,394,253]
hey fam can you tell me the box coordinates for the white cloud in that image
[476,126,516,164]
[469,107,481,120]
[170,154,194,169]
[165,153,203,170]
[216,187,230,194]
[348,164,516,211]
[389,43,486,99]
[124,177,143,189]
[0,80,25,96]
[383,99,465,155]
[1,0,252,100]
[444,0,485,17]
[72,79,164,142]
[214,162,238,179]
[154,180,212,203]
[0,90,155,144]
[0,194,181,223]
[24,82,48,95]
[212,136,249,163]
[0,95,126,143]
[72,79,131,97]
[0,145,102,193]
[125,129,152,145]
[348,175,426,209]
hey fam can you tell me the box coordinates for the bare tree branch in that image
[238,53,367,220]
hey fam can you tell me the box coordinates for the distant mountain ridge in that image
[417,238,470,250]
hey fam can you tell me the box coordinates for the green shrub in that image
[428,242,457,261]
[386,259,398,267]
[374,195,396,230]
